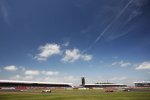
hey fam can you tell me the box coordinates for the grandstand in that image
[80,77,126,88]
[134,81,150,87]
[0,80,72,90]
[83,83,126,88]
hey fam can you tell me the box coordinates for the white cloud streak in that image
[85,0,134,52]
[112,61,131,67]
[0,0,9,24]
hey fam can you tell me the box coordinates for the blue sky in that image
[0,0,150,85]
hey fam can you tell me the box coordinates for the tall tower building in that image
[81,77,85,86]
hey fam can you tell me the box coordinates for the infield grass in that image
[0,89,150,100]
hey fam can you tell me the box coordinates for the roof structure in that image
[133,81,150,83]
[0,80,72,86]
[84,84,126,86]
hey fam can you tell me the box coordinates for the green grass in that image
[0,90,150,100]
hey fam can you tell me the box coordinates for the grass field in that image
[0,90,150,100]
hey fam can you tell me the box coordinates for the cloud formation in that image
[41,71,59,76]
[135,62,150,70]
[81,54,93,61]
[1,65,61,81]
[35,43,61,61]
[34,43,93,62]
[112,60,131,67]
[25,70,40,76]
[61,48,92,63]
[3,65,18,71]
[1,65,77,83]
[24,69,59,76]
[61,49,80,62]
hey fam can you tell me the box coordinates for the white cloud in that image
[81,54,93,61]
[33,43,93,62]
[25,70,40,75]
[24,68,59,76]
[3,65,18,71]
[10,74,77,84]
[61,48,80,62]
[1,65,78,83]
[112,60,131,67]
[135,62,150,70]
[120,62,131,67]
[35,75,78,83]
[35,43,61,61]
[41,71,59,76]
[61,48,92,63]
[9,68,60,81]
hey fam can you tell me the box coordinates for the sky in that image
[0,0,150,86]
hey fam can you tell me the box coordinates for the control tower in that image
[81,77,85,86]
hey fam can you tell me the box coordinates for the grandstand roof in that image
[0,80,72,85]
[84,84,126,86]
[133,81,150,83]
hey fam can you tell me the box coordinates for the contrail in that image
[0,0,9,24]
[83,0,134,53]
